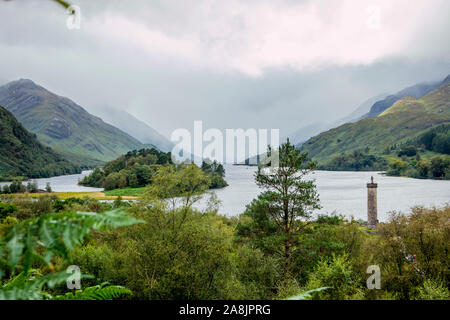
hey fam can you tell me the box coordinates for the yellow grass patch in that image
[7,192,138,201]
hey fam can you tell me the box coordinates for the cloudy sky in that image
[0,0,449,138]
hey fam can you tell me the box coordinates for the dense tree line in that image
[201,160,228,189]
[321,150,388,171]
[384,125,450,179]
[0,180,52,194]
[415,124,450,155]
[387,156,450,179]
[308,123,449,180]
[80,148,227,191]
[320,135,449,180]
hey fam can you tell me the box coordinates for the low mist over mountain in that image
[91,106,173,152]
[0,79,145,165]
[0,105,80,179]
[301,82,450,167]
[337,93,389,124]
[288,122,330,145]
[363,74,450,118]
[289,93,388,145]
[290,74,449,147]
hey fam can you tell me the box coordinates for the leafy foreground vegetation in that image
[80,148,227,191]
[0,141,448,300]
[0,105,81,180]
[0,203,143,299]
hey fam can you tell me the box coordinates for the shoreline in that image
[2,191,137,201]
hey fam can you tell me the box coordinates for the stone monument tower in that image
[367,176,378,229]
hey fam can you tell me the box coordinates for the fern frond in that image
[0,209,144,278]
[285,287,330,300]
[0,209,143,300]
[54,282,132,300]
[0,271,67,300]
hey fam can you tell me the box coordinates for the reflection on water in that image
[0,170,103,193]
[1,166,449,222]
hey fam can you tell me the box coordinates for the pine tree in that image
[254,139,321,275]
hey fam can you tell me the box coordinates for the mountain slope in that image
[381,83,450,116]
[363,74,449,118]
[288,93,387,145]
[290,75,448,147]
[91,106,173,152]
[0,105,80,179]
[0,79,144,163]
[300,84,450,166]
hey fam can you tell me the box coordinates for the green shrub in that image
[303,254,362,300]
[0,202,18,220]
[416,279,449,300]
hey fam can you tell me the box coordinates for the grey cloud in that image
[0,0,449,140]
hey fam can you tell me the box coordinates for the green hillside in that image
[300,84,450,178]
[0,105,81,179]
[0,79,144,164]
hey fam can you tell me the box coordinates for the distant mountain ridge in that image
[300,82,450,167]
[0,79,145,165]
[91,106,173,152]
[336,93,389,124]
[363,74,450,118]
[290,74,449,146]
[288,93,388,145]
[0,105,80,179]
[288,122,329,145]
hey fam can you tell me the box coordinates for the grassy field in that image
[104,187,147,197]
[2,187,155,201]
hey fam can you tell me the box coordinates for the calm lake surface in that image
[199,165,449,221]
[1,166,449,221]
[0,171,103,192]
